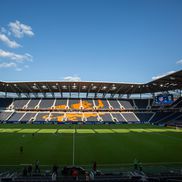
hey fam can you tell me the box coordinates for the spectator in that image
[138,161,143,172]
[35,160,40,173]
[72,169,78,181]
[27,165,32,176]
[93,161,97,172]
[23,167,27,176]
[85,172,89,181]
[133,158,138,170]
[52,172,57,181]
[89,171,94,181]
[52,165,58,175]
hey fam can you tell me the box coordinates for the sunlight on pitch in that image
[111,129,130,133]
[94,129,115,133]
[37,129,57,133]
[18,129,40,133]
[76,129,95,133]
[58,129,75,133]
[0,128,21,133]
[0,128,181,134]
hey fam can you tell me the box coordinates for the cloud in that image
[0,62,17,68]
[176,59,182,65]
[0,49,32,62]
[15,67,22,71]
[63,76,81,81]
[9,20,34,38]
[152,71,175,80]
[0,33,21,48]
[1,27,11,36]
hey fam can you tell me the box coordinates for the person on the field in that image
[27,165,32,176]
[20,146,23,154]
[93,161,97,172]
[52,172,57,181]
[138,161,143,172]
[133,158,138,170]
[72,169,78,181]
[35,160,40,173]
[23,167,27,176]
[52,165,58,175]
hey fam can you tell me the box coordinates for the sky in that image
[0,0,182,83]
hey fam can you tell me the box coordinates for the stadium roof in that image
[0,70,182,95]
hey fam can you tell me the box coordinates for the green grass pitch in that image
[0,124,182,167]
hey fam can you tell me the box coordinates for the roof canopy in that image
[0,70,182,95]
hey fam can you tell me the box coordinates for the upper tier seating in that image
[0,98,13,109]
[119,100,133,109]
[82,99,94,110]
[54,99,67,109]
[94,99,110,110]
[68,99,81,110]
[108,100,121,109]
[39,99,54,109]
[13,99,29,109]
[27,99,40,109]
[134,99,149,109]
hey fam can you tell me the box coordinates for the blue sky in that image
[0,0,182,83]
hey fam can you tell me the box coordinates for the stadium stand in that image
[134,99,149,109]
[0,70,182,126]
[119,100,133,109]
[1,97,182,124]
[7,112,25,123]
[0,111,13,122]
[135,112,154,123]
[122,112,139,123]
[19,112,37,123]
[0,98,13,109]
[38,99,54,109]
[99,112,114,122]
[111,113,127,122]
[108,99,121,109]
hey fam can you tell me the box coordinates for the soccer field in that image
[0,124,182,168]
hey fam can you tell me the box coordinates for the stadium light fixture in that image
[92,86,97,90]
[32,85,38,90]
[111,86,116,90]
[82,86,87,89]
[52,85,57,89]
[101,86,107,90]
[42,85,47,89]
[72,85,77,89]
[62,85,67,89]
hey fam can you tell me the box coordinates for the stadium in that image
[0,70,182,181]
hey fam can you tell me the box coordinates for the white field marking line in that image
[146,128,182,141]
[0,161,182,167]
[72,126,75,165]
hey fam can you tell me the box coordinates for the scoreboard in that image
[155,94,174,105]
